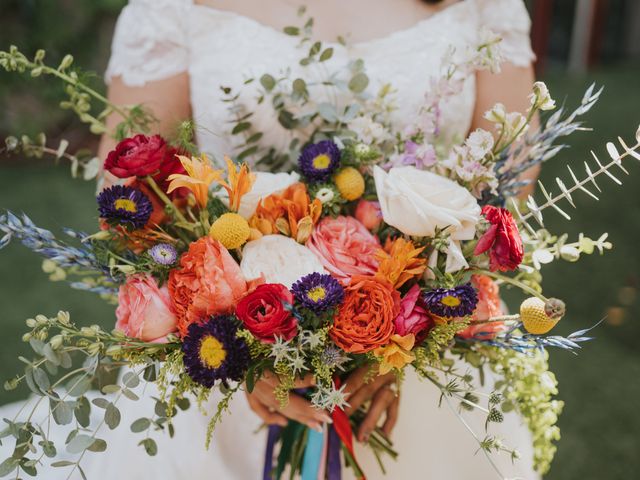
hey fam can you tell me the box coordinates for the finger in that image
[342,365,375,397]
[280,394,332,432]
[245,392,288,427]
[357,386,396,443]
[261,371,316,389]
[345,375,394,416]
[381,395,400,438]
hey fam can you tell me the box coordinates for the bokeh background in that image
[0,1,638,479]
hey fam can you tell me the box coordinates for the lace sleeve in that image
[475,0,536,67]
[105,0,190,86]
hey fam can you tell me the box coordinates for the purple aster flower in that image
[148,243,178,265]
[182,316,250,388]
[97,185,152,230]
[291,272,344,313]
[423,283,478,318]
[298,140,341,183]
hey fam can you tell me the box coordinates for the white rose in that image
[240,235,325,288]
[217,171,300,218]
[373,166,480,272]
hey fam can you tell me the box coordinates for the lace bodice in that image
[105,0,534,165]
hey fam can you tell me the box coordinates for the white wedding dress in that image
[0,0,540,478]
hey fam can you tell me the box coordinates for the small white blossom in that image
[465,129,494,160]
[315,187,335,204]
[299,330,324,350]
[348,116,386,145]
[484,102,507,124]
[310,383,350,412]
[269,336,295,364]
[530,81,556,111]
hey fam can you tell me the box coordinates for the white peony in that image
[217,171,300,219]
[240,235,325,288]
[373,166,481,272]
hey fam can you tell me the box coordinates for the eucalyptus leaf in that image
[32,367,50,392]
[51,460,75,467]
[51,400,74,426]
[67,434,95,454]
[104,403,121,430]
[0,457,19,476]
[122,372,140,389]
[122,388,140,401]
[74,397,91,428]
[283,26,300,36]
[67,376,91,397]
[319,48,334,62]
[139,438,158,456]
[42,344,60,366]
[348,73,369,93]
[87,439,107,453]
[260,74,276,92]
[39,439,57,458]
[317,103,338,122]
[130,418,151,433]
[92,398,109,409]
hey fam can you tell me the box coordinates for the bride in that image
[2,0,541,478]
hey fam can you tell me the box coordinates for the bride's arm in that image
[472,62,540,197]
[97,73,192,188]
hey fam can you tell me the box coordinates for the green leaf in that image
[66,434,95,454]
[142,364,157,382]
[245,132,263,145]
[319,48,334,62]
[101,384,120,394]
[348,73,369,93]
[139,438,158,456]
[278,110,298,130]
[122,388,140,401]
[92,398,109,409]
[51,399,74,426]
[238,145,259,161]
[74,397,91,428]
[283,26,300,36]
[122,372,139,389]
[29,338,45,355]
[231,122,251,135]
[0,457,19,476]
[309,42,321,56]
[176,397,190,411]
[87,439,107,452]
[292,78,307,96]
[154,400,169,418]
[317,103,339,122]
[39,439,56,458]
[67,376,91,397]
[32,367,50,392]
[42,344,60,366]
[51,461,75,467]
[260,74,276,92]
[105,403,121,430]
[130,418,151,433]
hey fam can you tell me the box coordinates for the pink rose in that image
[457,275,506,340]
[116,275,178,342]
[307,216,380,284]
[355,200,382,230]
[394,284,434,341]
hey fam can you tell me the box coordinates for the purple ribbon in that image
[326,424,342,480]
[263,424,282,480]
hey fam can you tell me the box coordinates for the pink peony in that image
[116,275,178,342]
[394,284,434,341]
[355,200,383,230]
[307,216,380,284]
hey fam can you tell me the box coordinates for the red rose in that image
[105,134,174,178]
[235,284,297,343]
[474,205,524,271]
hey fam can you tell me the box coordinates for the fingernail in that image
[362,431,370,443]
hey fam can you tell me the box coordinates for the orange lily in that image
[167,155,223,208]
[218,157,256,212]
[374,334,416,375]
[376,237,427,289]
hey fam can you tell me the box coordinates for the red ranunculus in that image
[474,205,524,271]
[235,284,297,343]
[105,134,174,178]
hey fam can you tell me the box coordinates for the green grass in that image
[0,64,638,479]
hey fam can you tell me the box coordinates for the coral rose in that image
[105,134,175,178]
[457,275,506,340]
[116,275,177,342]
[394,284,434,341]
[168,237,248,336]
[330,276,400,353]
[355,199,382,230]
[307,216,380,284]
[235,283,297,343]
[474,205,524,272]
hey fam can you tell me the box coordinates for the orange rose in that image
[168,237,248,336]
[330,276,401,353]
[457,275,506,340]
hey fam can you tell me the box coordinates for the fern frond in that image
[513,128,640,233]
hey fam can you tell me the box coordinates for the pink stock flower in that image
[116,275,178,343]
[307,216,380,284]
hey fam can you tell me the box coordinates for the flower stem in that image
[475,269,548,302]
[144,175,190,225]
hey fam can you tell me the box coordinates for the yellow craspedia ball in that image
[520,297,560,335]
[209,213,250,250]
[334,167,365,201]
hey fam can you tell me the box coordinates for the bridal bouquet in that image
[1,17,639,480]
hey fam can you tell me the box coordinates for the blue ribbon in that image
[301,427,325,480]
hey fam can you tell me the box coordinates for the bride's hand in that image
[245,372,332,432]
[343,366,399,443]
